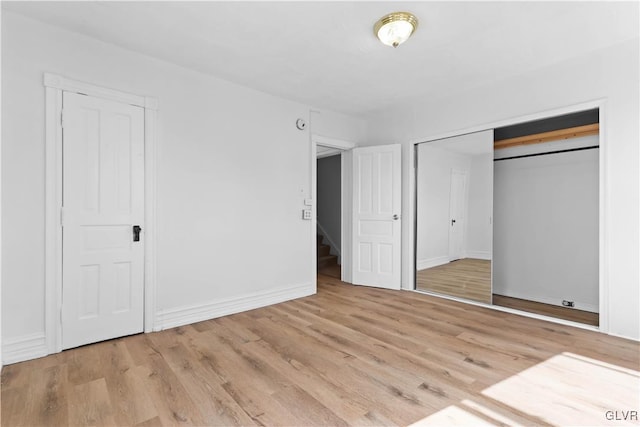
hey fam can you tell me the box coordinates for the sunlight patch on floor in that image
[482,352,640,426]
[459,399,523,426]
[407,404,496,426]
[408,352,639,426]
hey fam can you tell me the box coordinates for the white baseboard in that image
[3,333,48,365]
[608,331,640,342]
[155,282,315,331]
[494,291,598,313]
[417,256,449,270]
[464,251,492,260]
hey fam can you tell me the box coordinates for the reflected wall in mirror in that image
[415,130,493,303]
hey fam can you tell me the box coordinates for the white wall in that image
[0,5,3,369]
[310,110,366,144]
[416,145,471,268]
[466,153,493,260]
[1,12,364,362]
[416,136,493,270]
[316,155,341,257]
[493,138,599,312]
[366,37,640,340]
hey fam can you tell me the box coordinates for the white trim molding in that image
[312,134,357,150]
[43,73,157,110]
[464,251,492,260]
[3,334,48,365]
[143,106,158,333]
[417,256,449,271]
[155,283,315,331]
[44,73,158,356]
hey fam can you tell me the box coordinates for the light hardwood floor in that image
[417,259,600,327]
[493,294,599,327]
[2,274,638,426]
[416,258,492,303]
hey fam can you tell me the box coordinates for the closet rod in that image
[494,145,599,162]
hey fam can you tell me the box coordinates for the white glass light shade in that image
[374,12,418,48]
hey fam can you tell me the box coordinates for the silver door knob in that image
[393,214,399,220]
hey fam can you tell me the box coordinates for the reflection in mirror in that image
[415,130,493,303]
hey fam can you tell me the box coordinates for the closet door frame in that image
[409,99,607,333]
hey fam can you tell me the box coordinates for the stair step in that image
[317,254,338,270]
[318,263,341,279]
[318,245,331,257]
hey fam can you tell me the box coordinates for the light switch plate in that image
[302,209,312,220]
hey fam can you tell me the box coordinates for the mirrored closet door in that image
[415,130,494,303]
[414,109,600,327]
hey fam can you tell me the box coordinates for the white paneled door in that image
[62,92,145,350]
[352,144,402,289]
[448,169,467,261]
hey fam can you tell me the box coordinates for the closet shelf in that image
[494,123,599,150]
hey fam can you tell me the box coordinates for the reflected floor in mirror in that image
[416,258,492,304]
[416,259,599,326]
[493,295,599,327]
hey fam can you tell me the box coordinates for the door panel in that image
[62,92,145,350]
[448,169,467,261]
[352,144,401,289]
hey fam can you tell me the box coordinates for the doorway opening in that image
[317,150,342,279]
[311,134,356,284]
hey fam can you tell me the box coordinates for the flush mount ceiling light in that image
[374,12,419,48]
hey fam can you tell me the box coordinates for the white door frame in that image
[44,73,158,354]
[409,99,608,333]
[311,134,356,283]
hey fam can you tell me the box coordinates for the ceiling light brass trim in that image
[373,11,419,38]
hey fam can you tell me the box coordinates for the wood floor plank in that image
[68,378,115,427]
[240,314,431,424]
[134,416,163,427]
[417,258,492,303]
[0,387,21,427]
[28,364,69,426]
[0,350,67,391]
[99,340,158,426]
[2,277,638,427]
[351,410,397,427]
[269,301,480,397]
[159,342,257,426]
[132,352,205,426]
[67,342,106,386]
[243,338,371,423]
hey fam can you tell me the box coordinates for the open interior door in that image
[352,144,402,289]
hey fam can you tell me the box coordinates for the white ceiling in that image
[3,1,638,118]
